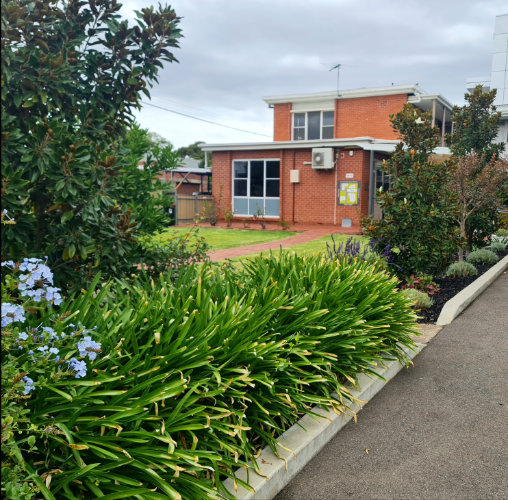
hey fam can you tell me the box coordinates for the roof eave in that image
[201,138,399,152]
[263,84,425,106]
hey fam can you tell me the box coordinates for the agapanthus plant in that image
[1,251,101,498]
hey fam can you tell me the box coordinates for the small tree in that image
[448,153,508,261]
[362,104,461,276]
[446,85,506,248]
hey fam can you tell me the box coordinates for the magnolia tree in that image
[448,153,508,261]
[362,105,461,276]
[1,0,181,288]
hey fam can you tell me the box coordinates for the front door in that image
[372,161,392,221]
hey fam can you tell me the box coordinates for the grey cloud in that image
[124,0,506,146]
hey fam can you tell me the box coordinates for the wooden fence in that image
[175,194,214,225]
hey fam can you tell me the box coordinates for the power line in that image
[141,101,272,138]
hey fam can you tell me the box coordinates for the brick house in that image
[202,85,453,229]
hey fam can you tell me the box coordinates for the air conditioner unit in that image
[312,148,334,170]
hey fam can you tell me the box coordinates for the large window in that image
[293,111,334,140]
[233,159,280,217]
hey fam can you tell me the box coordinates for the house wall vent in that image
[312,148,334,170]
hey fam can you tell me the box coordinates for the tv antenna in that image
[330,63,341,96]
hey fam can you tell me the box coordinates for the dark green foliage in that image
[10,254,418,499]
[445,261,478,278]
[466,249,498,266]
[1,0,182,288]
[446,86,506,249]
[362,104,461,275]
[117,124,181,236]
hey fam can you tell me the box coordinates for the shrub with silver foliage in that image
[401,288,433,309]
[489,241,506,254]
[466,249,498,266]
[445,261,478,278]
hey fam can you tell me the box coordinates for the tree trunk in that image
[458,219,467,262]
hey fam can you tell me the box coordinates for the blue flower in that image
[18,332,29,341]
[22,376,35,395]
[42,326,58,339]
[1,260,15,268]
[77,336,102,361]
[49,347,59,355]
[37,345,49,354]
[67,358,87,378]
[2,303,26,327]
[44,287,62,305]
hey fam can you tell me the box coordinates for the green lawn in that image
[151,226,298,251]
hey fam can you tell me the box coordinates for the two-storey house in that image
[202,84,453,229]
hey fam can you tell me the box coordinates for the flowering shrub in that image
[1,256,101,498]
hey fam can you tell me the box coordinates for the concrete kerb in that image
[436,254,508,325]
[223,345,422,500]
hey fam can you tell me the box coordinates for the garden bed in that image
[417,249,508,323]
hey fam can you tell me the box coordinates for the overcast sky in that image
[119,0,506,149]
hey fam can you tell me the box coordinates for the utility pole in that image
[330,63,341,96]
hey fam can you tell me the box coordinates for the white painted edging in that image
[223,345,422,500]
[436,254,508,326]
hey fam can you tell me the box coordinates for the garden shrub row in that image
[4,253,418,499]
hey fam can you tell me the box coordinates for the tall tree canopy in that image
[446,85,507,248]
[1,0,182,286]
[447,85,504,160]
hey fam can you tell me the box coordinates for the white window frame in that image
[291,110,334,141]
[232,159,280,218]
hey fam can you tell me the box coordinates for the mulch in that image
[416,250,507,323]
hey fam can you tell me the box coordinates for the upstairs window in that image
[293,111,334,140]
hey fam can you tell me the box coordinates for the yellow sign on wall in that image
[338,181,360,206]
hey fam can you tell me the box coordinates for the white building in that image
[467,13,508,150]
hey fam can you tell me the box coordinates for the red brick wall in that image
[271,94,407,141]
[273,103,292,141]
[335,94,407,139]
[211,151,232,217]
[212,148,373,226]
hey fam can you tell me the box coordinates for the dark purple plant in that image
[326,236,402,272]
[326,236,371,264]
